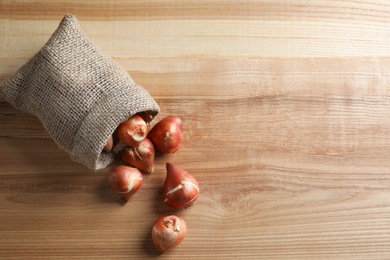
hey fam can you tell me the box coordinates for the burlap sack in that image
[0,14,160,170]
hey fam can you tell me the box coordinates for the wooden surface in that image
[2,1,390,259]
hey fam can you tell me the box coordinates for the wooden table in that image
[2,1,390,259]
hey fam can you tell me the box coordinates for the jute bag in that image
[0,14,160,170]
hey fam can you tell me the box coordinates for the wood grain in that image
[2,1,390,259]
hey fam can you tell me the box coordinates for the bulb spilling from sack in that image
[0,15,201,254]
[0,14,160,170]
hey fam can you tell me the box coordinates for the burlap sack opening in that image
[0,14,160,170]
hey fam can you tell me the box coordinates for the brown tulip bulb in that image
[136,111,154,123]
[162,163,199,209]
[103,134,114,152]
[148,115,182,154]
[117,115,148,146]
[108,165,143,203]
[121,138,155,174]
[151,215,187,253]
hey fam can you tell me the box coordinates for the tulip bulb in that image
[136,111,154,123]
[117,114,148,146]
[121,138,155,174]
[103,134,114,152]
[148,115,182,154]
[151,215,187,253]
[108,165,143,203]
[162,163,199,209]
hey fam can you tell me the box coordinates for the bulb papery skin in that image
[121,138,155,174]
[117,115,148,146]
[151,215,187,253]
[148,116,182,154]
[162,163,200,209]
[108,165,143,203]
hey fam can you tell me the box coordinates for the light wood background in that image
[2,1,390,259]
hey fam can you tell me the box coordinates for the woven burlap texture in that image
[0,14,160,170]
